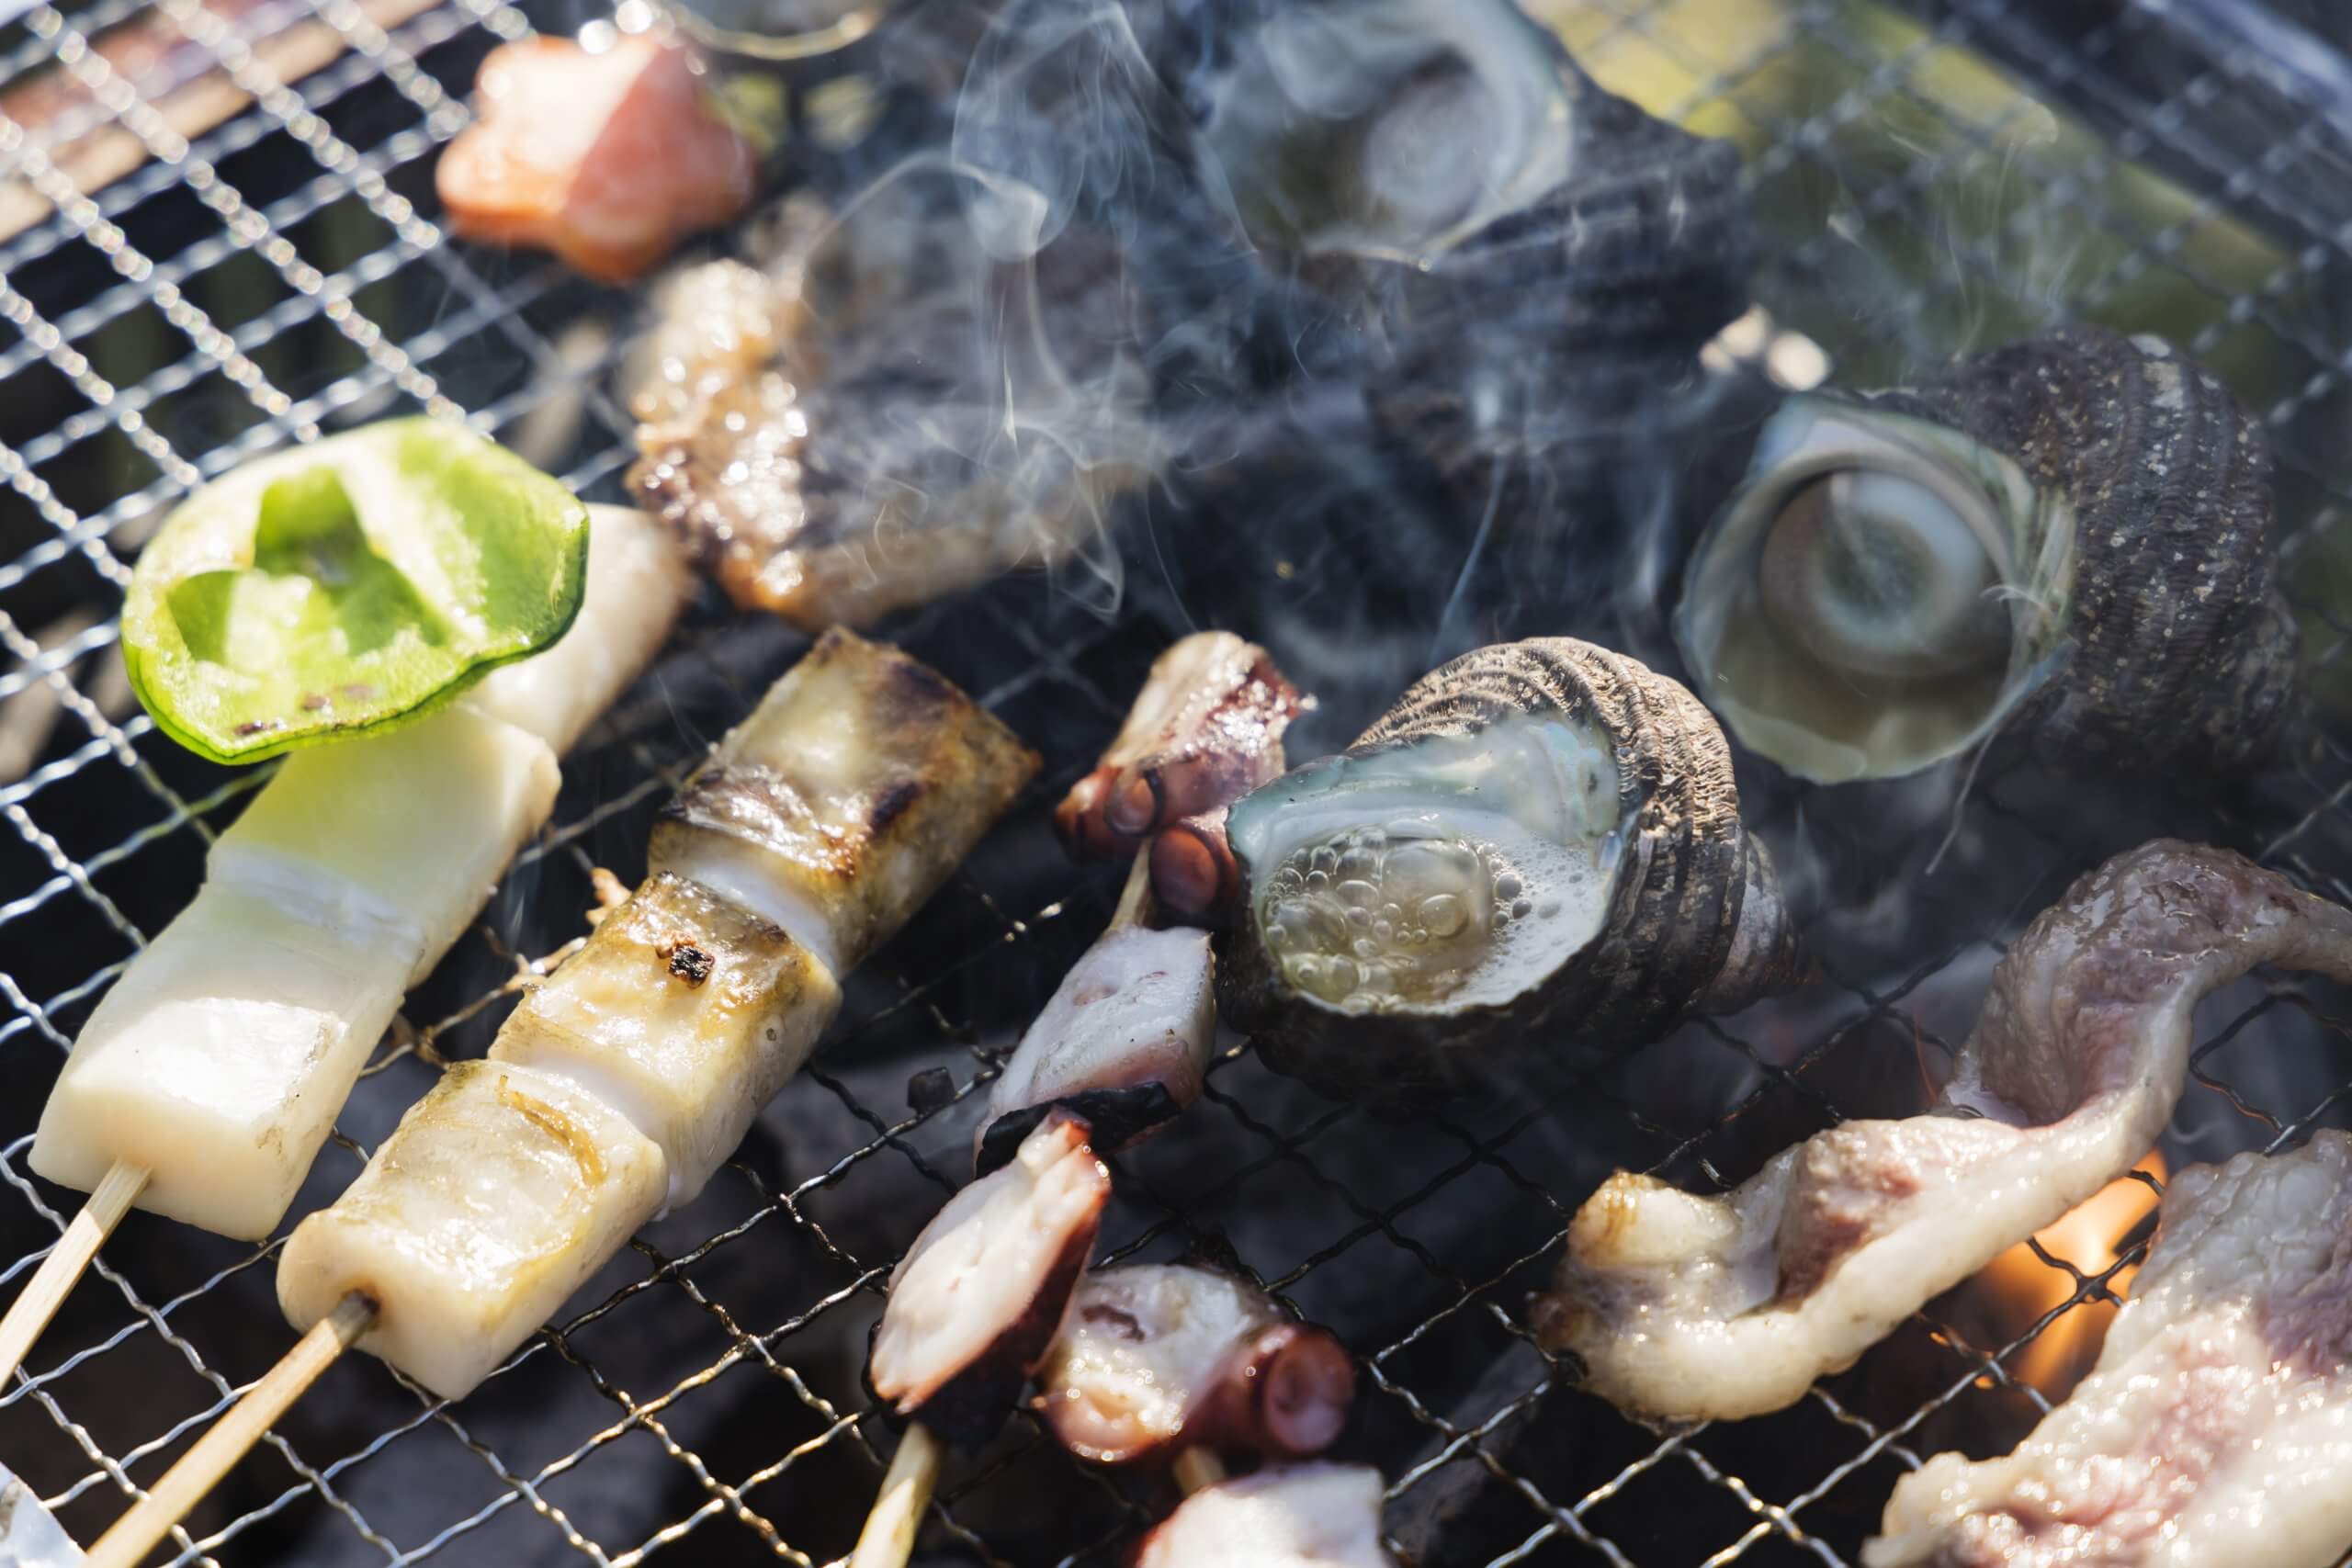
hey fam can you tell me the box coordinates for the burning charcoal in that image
[1132,1462,1397,1567]
[1870,1132,2352,1568]
[1677,326,2301,783]
[1056,632,1307,859]
[1536,840,2352,1425]
[868,1111,1109,1449]
[1034,1262,1354,1465]
[1217,638,1802,1097]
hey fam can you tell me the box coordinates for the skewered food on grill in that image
[279,630,1037,1398]
[1677,327,2299,783]
[975,861,1215,1174]
[1218,638,1802,1095]
[1866,1130,2352,1568]
[119,420,591,764]
[1035,1262,1354,1466]
[1535,840,2352,1423]
[1132,1462,1397,1567]
[868,1111,1110,1448]
[32,505,689,1241]
[437,35,755,284]
[628,174,1151,629]
[1055,632,1306,860]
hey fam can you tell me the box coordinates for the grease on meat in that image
[1535,840,2352,1422]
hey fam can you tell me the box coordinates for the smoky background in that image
[4,0,2352,1564]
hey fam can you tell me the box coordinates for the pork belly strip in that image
[1057,632,1306,857]
[1534,840,2352,1422]
[1869,1131,2352,1568]
[1035,1263,1354,1465]
[869,1111,1110,1448]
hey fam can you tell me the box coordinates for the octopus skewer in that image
[1,505,690,1389]
[81,630,1036,1568]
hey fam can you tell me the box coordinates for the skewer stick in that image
[85,1292,375,1568]
[0,1159,147,1388]
[848,1423,943,1568]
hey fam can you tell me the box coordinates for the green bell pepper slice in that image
[123,419,591,765]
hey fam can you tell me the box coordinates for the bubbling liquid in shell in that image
[1235,709,1625,1015]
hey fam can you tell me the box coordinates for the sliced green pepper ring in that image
[123,419,591,765]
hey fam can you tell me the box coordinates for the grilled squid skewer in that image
[29,506,685,1247]
[1134,1462,1399,1567]
[84,632,1035,1568]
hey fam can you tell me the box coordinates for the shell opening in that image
[1231,712,1623,1017]
[1676,397,2074,784]
[1192,0,1572,262]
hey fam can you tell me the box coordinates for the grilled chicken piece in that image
[1535,840,2352,1423]
[283,632,1034,1399]
[437,36,754,285]
[869,1112,1110,1447]
[494,873,839,1207]
[1035,1264,1354,1465]
[650,626,1041,976]
[1133,1463,1397,1567]
[277,1060,668,1401]
[1870,1132,2352,1568]
[1057,633,1306,860]
[628,176,1150,629]
[32,508,687,1240]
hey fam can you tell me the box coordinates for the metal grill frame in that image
[6,0,2352,1562]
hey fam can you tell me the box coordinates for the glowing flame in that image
[1973,1150,2167,1397]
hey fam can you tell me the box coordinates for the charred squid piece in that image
[1132,1462,1398,1568]
[977,858,1216,1175]
[1869,1131,2352,1568]
[1056,632,1307,859]
[1219,638,1803,1097]
[869,1111,1110,1450]
[1677,326,2301,783]
[1535,840,2352,1425]
[1035,1263,1355,1466]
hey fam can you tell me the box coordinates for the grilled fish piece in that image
[1035,1263,1354,1465]
[650,626,1041,976]
[32,506,687,1240]
[1055,632,1306,859]
[1535,840,2352,1423]
[1133,1462,1396,1567]
[869,1111,1110,1448]
[1870,1132,2352,1568]
[437,36,755,284]
[277,1060,668,1401]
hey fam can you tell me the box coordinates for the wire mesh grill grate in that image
[6,0,2352,1562]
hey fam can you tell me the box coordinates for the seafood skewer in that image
[1537,840,2352,1423]
[83,631,1035,1568]
[1134,1462,1398,1566]
[3,505,688,1388]
[1867,1130,2352,1568]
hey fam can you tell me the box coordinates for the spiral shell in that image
[1218,638,1802,1096]
[1677,326,2299,783]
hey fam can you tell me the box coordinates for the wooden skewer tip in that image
[0,1160,148,1390]
[848,1423,944,1568]
[84,1291,375,1568]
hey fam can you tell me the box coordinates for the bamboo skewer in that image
[0,1159,147,1389]
[1170,1448,1226,1496]
[85,1292,375,1568]
[848,1424,944,1568]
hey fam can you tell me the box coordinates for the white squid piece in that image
[1870,1131,2352,1568]
[1133,1463,1397,1567]
[1536,840,2352,1422]
[33,506,689,1240]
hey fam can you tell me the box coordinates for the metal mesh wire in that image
[6,0,2352,1562]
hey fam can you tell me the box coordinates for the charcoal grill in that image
[7,0,2352,1562]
